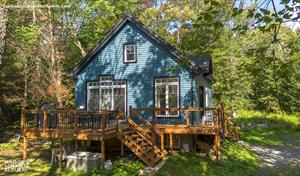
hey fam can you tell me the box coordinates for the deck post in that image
[116,109,119,132]
[43,110,47,135]
[101,140,105,167]
[21,107,24,134]
[214,133,221,160]
[101,115,106,139]
[23,135,27,160]
[185,110,189,127]
[161,133,164,159]
[170,133,173,155]
[153,107,157,126]
[59,138,63,167]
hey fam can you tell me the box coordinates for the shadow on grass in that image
[156,141,259,176]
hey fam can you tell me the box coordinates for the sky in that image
[244,0,300,31]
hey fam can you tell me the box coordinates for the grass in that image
[237,110,300,147]
[156,141,259,176]
[0,139,86,176]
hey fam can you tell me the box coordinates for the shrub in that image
[91,160,144,176]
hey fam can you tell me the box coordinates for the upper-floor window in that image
[124,44,136,63]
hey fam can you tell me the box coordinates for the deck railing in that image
[21,108,117,133]
[21,105,233,139]
[130,107,221,127]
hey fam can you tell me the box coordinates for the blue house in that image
[22,15,233,168]
[72,15,214,125]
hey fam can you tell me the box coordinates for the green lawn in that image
[156,141,259,176]
[237,110,300,147]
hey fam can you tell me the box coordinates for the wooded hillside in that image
[0,0,299,124]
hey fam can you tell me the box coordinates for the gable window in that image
[124,44,136,63]
[155,78,179,117]
[87,76,126,113]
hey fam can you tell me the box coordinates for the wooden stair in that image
[117,111,163,166]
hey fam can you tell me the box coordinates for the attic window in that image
[124,44,136,63]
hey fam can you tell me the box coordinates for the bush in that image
[91,160,144,176]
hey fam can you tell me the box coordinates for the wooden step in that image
[124,130,134,135]
[117,114,162,166]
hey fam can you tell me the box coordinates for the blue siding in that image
[75,21,193,121]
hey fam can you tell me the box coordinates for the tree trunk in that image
[0,6,6,65]
[75,40,87,57]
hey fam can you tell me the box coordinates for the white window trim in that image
[155,78,180,117]
[87,77,127,113]
[124,44,136,63]
[87,82,100,111]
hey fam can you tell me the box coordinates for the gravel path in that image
[238,137,300,175]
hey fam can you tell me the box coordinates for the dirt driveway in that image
[239,135,300,175]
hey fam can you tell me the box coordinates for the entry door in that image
[195,86,205,124]
[198,86,205,108]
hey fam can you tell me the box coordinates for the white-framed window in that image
[87,76,126,113]
[87,82,100,111]
[124,44,136,63]
[155,77,179,117]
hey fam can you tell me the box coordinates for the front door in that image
[195,86,205,124]
[198,86,205,108]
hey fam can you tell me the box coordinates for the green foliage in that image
[0,140,19,151]
[7,120,21,129]
[1,0,300,121]
[15,23,39,47]
[156,141,259,176]
[91,160,144,176]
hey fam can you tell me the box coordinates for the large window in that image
[155,78,179,117]
[87,76,126,113]
[87,82,100,111]
[124,44,136,63]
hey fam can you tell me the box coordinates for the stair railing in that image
[129,108,163,156]
[117,110,162,156]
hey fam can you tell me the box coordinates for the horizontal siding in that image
[76,22,193,121]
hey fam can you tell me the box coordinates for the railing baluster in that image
[74,111,78,132]
[34,109,38,129]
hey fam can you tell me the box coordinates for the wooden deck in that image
[21,106,239,166]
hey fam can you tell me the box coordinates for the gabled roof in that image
[71,14,184,77]
[190,54,214,80]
